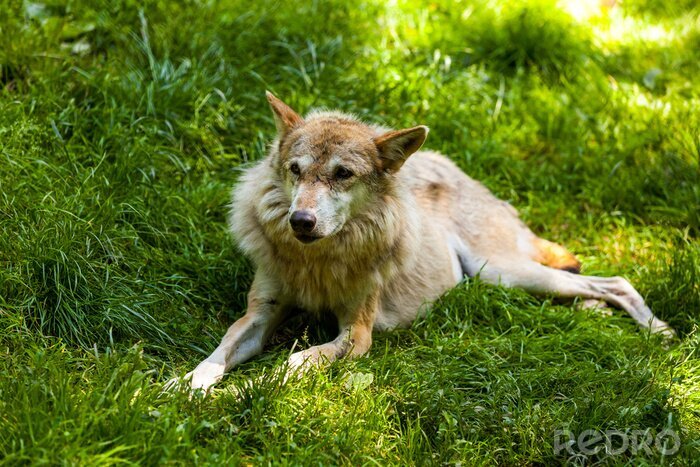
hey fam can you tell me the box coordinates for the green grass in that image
[1,0,699,464]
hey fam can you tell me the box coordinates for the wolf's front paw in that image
[287,350,312,370]
[284,349,318,380]
[189,361,226,391]
[165,361,225,394]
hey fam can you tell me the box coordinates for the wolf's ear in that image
[374,125,429,172]
[266,91,304,136]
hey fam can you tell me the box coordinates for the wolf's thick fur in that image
[181,93,673,391]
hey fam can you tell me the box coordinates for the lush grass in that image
[1,0,699,464]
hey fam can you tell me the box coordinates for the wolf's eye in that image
[290,162,301,176]
[335,166,353,180]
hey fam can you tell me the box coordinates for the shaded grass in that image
[1,0,699,464]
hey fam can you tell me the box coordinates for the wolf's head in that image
[266,92,428,245]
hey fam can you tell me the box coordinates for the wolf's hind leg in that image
[478,260,674,337]
[532,237,581,273]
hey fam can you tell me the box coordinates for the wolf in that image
[181,92,673,391]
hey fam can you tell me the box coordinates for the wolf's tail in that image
[532,237,581,273]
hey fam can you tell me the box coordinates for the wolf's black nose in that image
[290,210,316,233]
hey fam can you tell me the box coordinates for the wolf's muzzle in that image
[290,210,317,234]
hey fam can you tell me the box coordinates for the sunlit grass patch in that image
[384,0,598,80]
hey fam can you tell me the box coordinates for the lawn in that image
[1,0,699,464]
